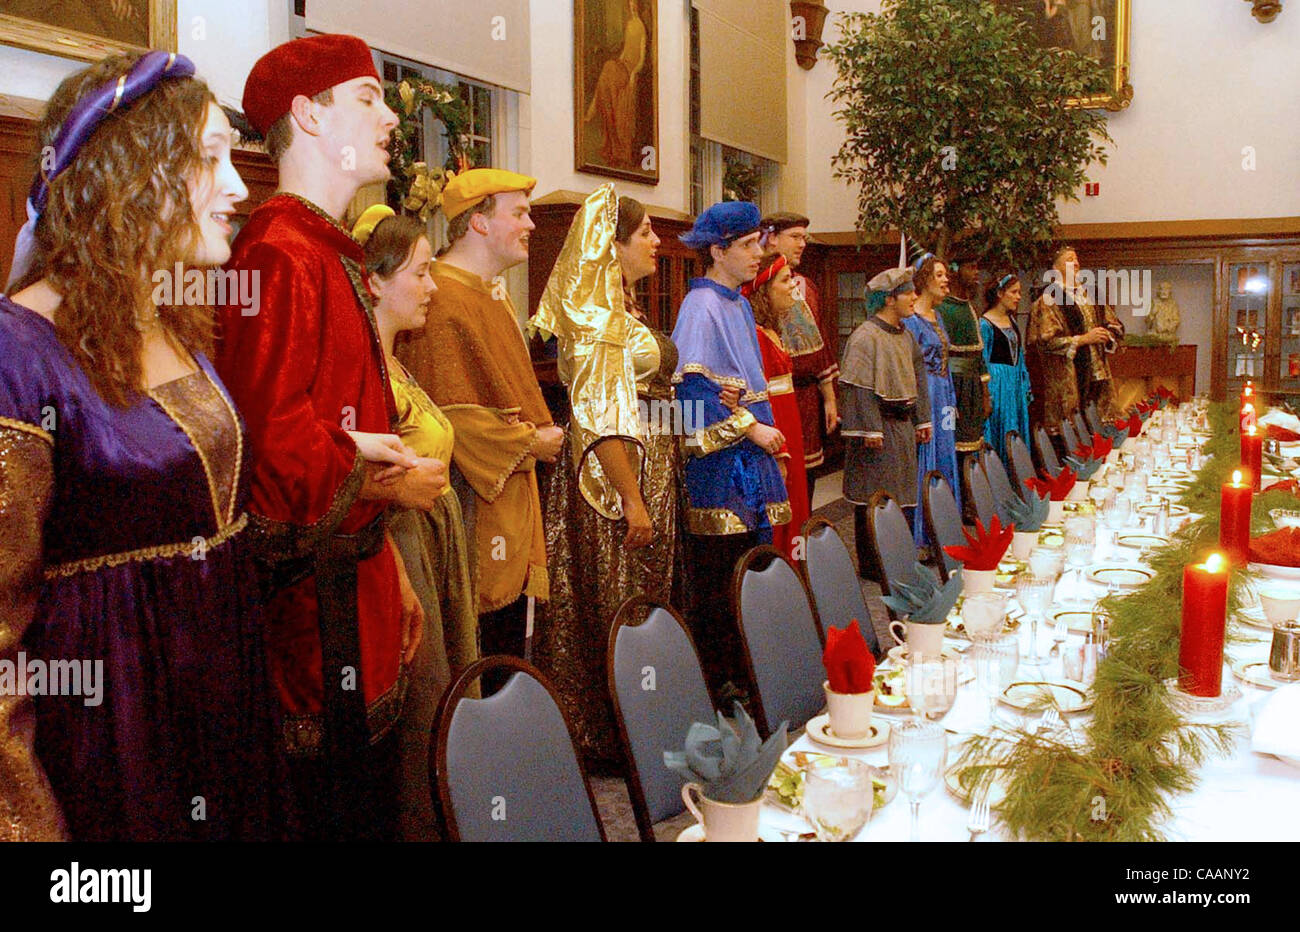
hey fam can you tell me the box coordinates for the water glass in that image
[1102,492,1132,559]
[1063,515,1097,606]
[971,633,1020,730]
[888,719,947,843]
[1015,573,1055,664]
[904,656,959,722]
[1028,544,1065,582]
[802,759,875,842]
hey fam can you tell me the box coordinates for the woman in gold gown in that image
[353,205,478,840]
[531,186,723,772]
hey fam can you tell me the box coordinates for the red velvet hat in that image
[242,33,381,137]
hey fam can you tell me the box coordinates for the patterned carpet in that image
[589,492,896,842]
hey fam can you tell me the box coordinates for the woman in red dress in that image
[743,253,810,560]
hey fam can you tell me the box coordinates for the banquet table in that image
[757,505,1300,844]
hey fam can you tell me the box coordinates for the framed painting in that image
[1002,0,1133,111]
[0,0,176,62]
[574,0,659,185]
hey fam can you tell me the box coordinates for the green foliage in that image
[723,155,763,203]
[955,402,1259,840]
[825,0,1113,267]
[384,79,472,211]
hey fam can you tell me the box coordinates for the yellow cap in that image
[351,204,396,246]
[441,168,536,221]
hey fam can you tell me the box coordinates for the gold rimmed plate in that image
[1050,609,1095,634]
[1115,532,1170,551]
[1138,502,1189,517]
[999,680,1093,713]
[1231,658,1287,690]
[805,714,890,750]
[1086,565,1154,589]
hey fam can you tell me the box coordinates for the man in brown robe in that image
[397,169,564,687]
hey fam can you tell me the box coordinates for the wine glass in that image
[971,633,1020,731]
[1015,572,1055,665]
[1063,515,1096,607]
[1088,480,1110,510]
[802,759,875,842]
[1128,470,1148,505]
[888,719,947,843]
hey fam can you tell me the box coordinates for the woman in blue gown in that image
[0,52,288,840]
[904,257,960,546]
[981,274,1032,463]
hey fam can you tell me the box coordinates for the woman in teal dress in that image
[981,273,1032,463]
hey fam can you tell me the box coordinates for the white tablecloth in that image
[763,521,1300,843]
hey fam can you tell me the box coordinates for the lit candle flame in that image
[1247,425,1257,437]
[1205,553,1226,573]
[1232,469,1242,485]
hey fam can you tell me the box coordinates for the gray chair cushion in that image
[981,447,1022,522]
[965,457,999,530]
[611,607,716,825]
[1072,412,1091,446]
[444,671,603,842]
[871,496,917,596]
[1006,432,1036,495]
[804,523,881,656]
[924,473,965,580]
[1060,418,1080,454]
[1035,425,1062,476]
[738,555,826,734]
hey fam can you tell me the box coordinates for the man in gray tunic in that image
[841,267,932,576]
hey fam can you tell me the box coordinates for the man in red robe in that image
[216,34,445,840]
[761,213,840,503]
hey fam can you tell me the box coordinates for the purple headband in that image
[8,51,196,289]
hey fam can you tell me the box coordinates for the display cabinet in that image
[1213,250,1300,402]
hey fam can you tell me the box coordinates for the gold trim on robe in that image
[685,500,792,535]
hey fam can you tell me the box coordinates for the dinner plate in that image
[886,645,964,666]
[1231,658,1284,690]
[1137,502,1189,517]
[1086,565,1154,589]
[946,613,1021,640]
[1248,558,1300,582]
[1148,484,1188,496]
[999,680,1093,713]
[1115,531,1170,551]
[805,714,891,750]
[767,751,897,813]
[1050,609,1095,634]
[1235,604,1274,633]
[943,740,1009,808]
[873,669,910,713]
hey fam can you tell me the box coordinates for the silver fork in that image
[1039,707,1061,734]
[967,795,991,841]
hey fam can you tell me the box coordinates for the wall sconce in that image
[1244,0,1283,22]
[790,0,830,70]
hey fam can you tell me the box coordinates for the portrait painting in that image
[574,0,659,184]
[0,0,175,62]
[1001,0,1132,110]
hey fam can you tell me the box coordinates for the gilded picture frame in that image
[573,0,660,185]
[0,1,177,62]
[1003,0,1133,111]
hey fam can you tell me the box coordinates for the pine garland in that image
[954,402,1277,841]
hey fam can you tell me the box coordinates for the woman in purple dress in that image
[0,52,288,840]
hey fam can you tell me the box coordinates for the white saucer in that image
[805,714,890,749]
[675,822,793,842]
[1231,658,1285,690]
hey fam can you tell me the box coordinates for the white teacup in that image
[961,591,1009,639]
[888,618,945,660]
[823,681,874,739]
[1047,500,1066,525]
[962,568,996,596]
[681,783,761,842]
[1011,530,1038,560]
[1258,587,1300,626]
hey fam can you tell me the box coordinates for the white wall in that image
[526,0,690,212]
[804,0,1300,235]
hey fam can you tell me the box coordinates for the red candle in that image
[1241,425,1263,491]
[1240,381,1253,410]
[1219,469,1252,564]
[1240,381,1256,432]
[1179,553,1229,696]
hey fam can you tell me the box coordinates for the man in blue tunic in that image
[671,201,790,703]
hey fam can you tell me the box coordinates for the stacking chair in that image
[732,546,827,738]
[607,596,717,842]
[980,446,1022,521]
[433,656,606,842]
[964,455,999,530]
[1072,411,1091,446]
[862,490,920,600]
[921,471,965,583]
[1060,417,1080,454]
[1034,425,1063,477]
[1084,400,1102,434]
[800,516,882,658]
[1005,431,1037,496]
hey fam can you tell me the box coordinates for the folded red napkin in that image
[1126,413,1142,437]
[1266,424,1300,443]
[1025,465,1078,502]
[943,514,1014,571]
[1249,526,1300,567]
[1263,478,1299,494]
[823,620,876,694]
[1074,432,1113,462]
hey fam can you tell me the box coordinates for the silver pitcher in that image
[1270,620,1300,682]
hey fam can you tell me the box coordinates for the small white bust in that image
[1147,280,1180,341]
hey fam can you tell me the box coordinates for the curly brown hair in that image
[13,52,218,406]
[913,255,947,295]
[746,253,789,332]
